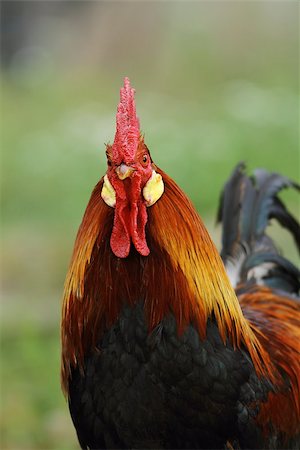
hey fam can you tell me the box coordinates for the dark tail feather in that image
[217,163,300,294]
[269,196,300,251]
[252,168,300,249]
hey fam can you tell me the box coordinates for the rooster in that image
[61,78,300,449]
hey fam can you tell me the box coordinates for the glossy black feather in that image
[217,162,247,260]
[269,196,300,251]
[69,303,269,449]
[252,168,299,239]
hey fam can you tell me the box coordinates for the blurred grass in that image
[1,2,299,448]
[1,325,75,449]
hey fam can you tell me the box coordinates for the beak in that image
[116,164,135,180]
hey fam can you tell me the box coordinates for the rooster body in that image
[61,79,300,449]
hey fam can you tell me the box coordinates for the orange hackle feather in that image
[61,166,274,394]
[239,286,300,438]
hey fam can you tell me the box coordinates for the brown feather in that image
[239,286,300,437]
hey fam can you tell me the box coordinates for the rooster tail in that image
[217,162,300,293]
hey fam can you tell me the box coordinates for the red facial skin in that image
[106,142,153,258]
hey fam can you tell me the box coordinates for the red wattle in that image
[130,199,149,257]
[109,173,150,258]
[110,202,131,258]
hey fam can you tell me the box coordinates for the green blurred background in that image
[1,1,299,448]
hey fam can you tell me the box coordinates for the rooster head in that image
[101,77,164,258]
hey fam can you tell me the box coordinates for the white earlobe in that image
[101,175,116,208]
[143,170,164,207]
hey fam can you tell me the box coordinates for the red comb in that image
[112,77,140,162]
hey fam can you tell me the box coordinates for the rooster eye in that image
[142,155,148,164]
